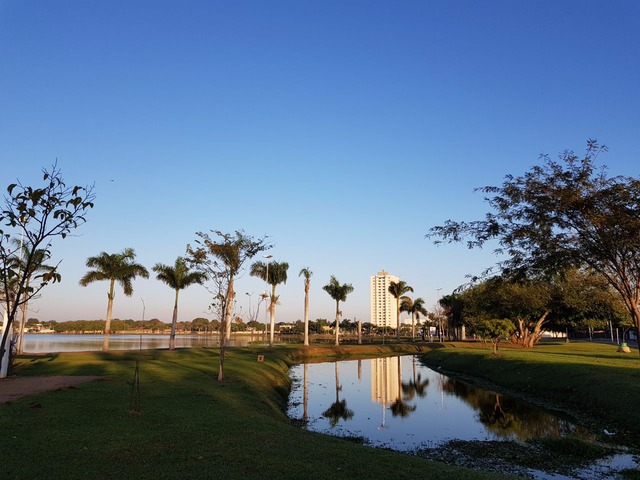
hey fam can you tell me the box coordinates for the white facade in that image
[370,270,399,327]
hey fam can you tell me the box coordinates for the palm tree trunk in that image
[169,289,179,350]
[303,285,310,346]
[269,284,276,346]
[396,298,401,340]
[334,301,340,346]
[411,313,415,341]
[103,280,115,352]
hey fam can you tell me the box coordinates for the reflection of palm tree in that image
[402,356,429,401]
[322,362,354,427]
[390,356,416,417]
[303,363,309,425]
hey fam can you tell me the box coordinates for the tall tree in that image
[299,267,312,346]
[389,280,414,340]
[153,256,207,350]
[322,276,353,346]
[79,248,149,351]
[187,230,270,380]
[429,140,640,353]
[401,296,427,341]
[250,260,289,346]
[0,163,94,377]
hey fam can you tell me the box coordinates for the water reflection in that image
[322,362,354,427]
[288,355,591,451]
[441,377,584,441]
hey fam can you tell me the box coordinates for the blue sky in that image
[2,1,639,326]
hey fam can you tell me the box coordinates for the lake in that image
[22,333,274,353]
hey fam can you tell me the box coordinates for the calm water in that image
[22,333,275,353]
[288,355,591,451]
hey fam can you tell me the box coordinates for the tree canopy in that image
[428,140,640,351]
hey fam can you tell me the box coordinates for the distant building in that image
[370,270,399,328]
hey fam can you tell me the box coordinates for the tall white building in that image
[370,270,399,327]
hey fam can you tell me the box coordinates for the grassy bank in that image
[2,344,511,480]
[418,340,640,442]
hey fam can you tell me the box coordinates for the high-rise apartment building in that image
[370,270,399,327]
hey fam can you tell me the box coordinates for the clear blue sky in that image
[2,1,639,326]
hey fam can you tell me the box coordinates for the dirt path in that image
[0,376,101,403]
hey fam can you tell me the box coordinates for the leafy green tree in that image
[250,260,288,346]
[322,276,354,346]
[191,317,209,332]
[389,281,414,340]
[439,294,465,340]
[187,230,270,380]
[299,267,313,346]
[471,318,515,354]
[153,256,207,350]
[0,163,94,376]
[79,248,149,351]
[429,140,640,353]
[550,269,630,339]
[460,276,552,347]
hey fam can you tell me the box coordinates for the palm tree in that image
[79,248,149,351]
[153,257,206,350]
[389,280,413,340]
[10,240,55,354]
[250,260,289,346]
[401,296,428,341]
[322,275,354,346]
[299,267,312,346]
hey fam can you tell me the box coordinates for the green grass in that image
[3,344,512,480]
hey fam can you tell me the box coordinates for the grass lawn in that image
[2,344,513,480]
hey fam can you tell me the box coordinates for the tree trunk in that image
[225,279,234,346]
[396,298,401,340]
[103,280,115,352]
[169,289,179,350]
[411,313,415,341]
[631,303,640,356]
[303,284,310,346]
[334,301,340,346]
[269,284,276,347]
[16,300,27,354]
